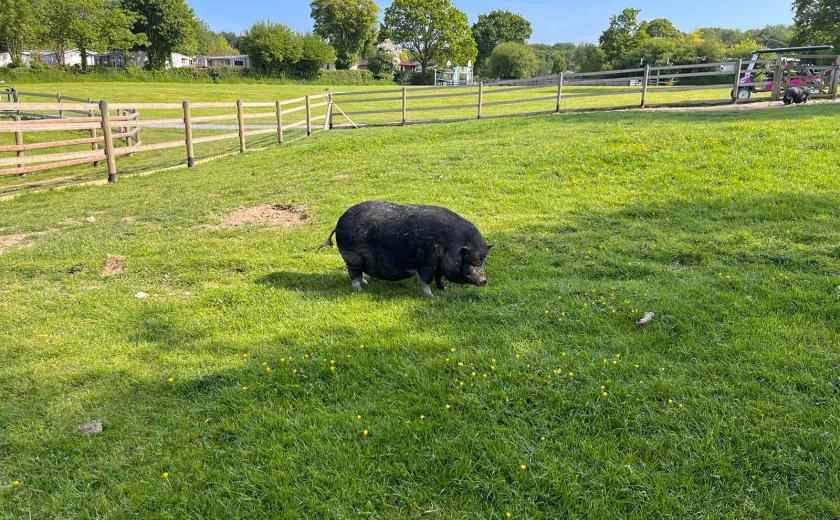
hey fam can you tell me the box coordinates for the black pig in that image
[320,201,492,297]
[783,86,809,105]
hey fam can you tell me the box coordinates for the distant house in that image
[350,60,370,71]
[39,49,97,67]
[168,52,194,68]
[398,60,422,72]
[196,55,250,69]
[94,51,148,68]
[0,51,33,67]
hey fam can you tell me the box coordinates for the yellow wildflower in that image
[161,472,170,479]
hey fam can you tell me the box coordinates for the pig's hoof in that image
[420,285,434,298]
[351,279,365,291]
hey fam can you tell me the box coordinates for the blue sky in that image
[190,0,795,44]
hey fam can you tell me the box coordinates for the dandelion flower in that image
[445,404,451,411]
[162,472,170,479]
[601,391,609,398]
[612,360,618,365]
[678,403,684,408]
[457,362,464,367]
[363,429,369,437]
[506,512,512,518]
[12,480,21,487]
[450,347,457,353]
[471,371,477,377]
[330,359,335,365]
[265,367,272,373]
[280,357,286,363]
[540,436,546,442]
[520,464,527,471]
[491,358,496,364]
[601,385,606,390]
[667,399,673,404]
[419,415,426,421]
[330,366,336,372]
[459,381,465,387]
[356,415,362,420]
[242,385,249,391]
[568,372,574,377]
[167,376,174,383]
[292,368,298,375]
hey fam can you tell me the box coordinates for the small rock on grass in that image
[635,311,656,328]
[134,291,149,299]
[74,420,103,436]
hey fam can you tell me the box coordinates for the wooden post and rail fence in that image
[1,54,837,185]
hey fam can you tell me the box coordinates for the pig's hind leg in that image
[340,252,368,291]
[414,270,435,298]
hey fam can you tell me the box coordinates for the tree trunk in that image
[80,48,88,72]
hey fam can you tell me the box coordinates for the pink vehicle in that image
[733,45,834,101]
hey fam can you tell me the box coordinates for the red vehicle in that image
[733,45,834,101]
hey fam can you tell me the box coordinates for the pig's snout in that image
[466,264,488,287]
[475,277,487,287]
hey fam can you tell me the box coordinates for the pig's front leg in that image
[435,272,446,291]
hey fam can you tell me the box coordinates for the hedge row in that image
[0,64,396,85]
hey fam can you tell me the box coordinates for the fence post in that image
[132,109,141,146]
[771,55,784,101]
[13,90,23,168]
[275,101,284,144]
[182,101,195,167]
[556,72,564,113]
[731,59,743,104]
[57,92,63,118]
[236,99,246,152]
[640,64,651,108]
[831,56,840,99]
[99,100,117,183]
[305,95,312,136]
[477,82,484,119]
[325,93,333,131]
[401,87,407,125]
[87,98,100,167]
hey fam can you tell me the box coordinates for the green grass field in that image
[1,80,770,193]
[1,100,839,518]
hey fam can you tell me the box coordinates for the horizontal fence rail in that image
[1,55,837,186]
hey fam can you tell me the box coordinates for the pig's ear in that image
[460,246,471,256]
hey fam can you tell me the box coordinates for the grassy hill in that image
[1,104,838,518]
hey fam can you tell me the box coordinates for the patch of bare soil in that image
[0,233,41,255]
[214,204,309,229]
[102,254,126,277]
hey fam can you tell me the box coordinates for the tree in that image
[531,43,574,76]
[219,31,240,51]
[745,24,793,48]
[381,0,477,74]
[311,0,378,69]
[486,42,536,79]
[572,43,605,73]
[793,0,839,49]
[599,8,641,66]
[181,19,235,56]
[472,10,532,72]
[293,33,337,78]
[368,39,400,79]
[639,18,681,39]
[240,21,302,75]
[122,0,196,69]
[0,0,40,66]
[41,0,141,70]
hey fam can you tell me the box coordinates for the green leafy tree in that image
[793,0,839,49]
[381,0,477,74]
[531,43,574,76]
[122,0,196,69]
[311,0,378,69]
[41,0,141,70]
[181,19,235,56]
[745,24,793,48]
[472,10,532,72]
[293,33,337,78]
[368,39,400,79]
[240,21,302,75]
[599,8,641,66]
[486,41,536,79]
[0,0,41,66]
[572,43,605,73]
[219,31,240,51]
[638,18,681,39]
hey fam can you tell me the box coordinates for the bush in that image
[486,42,537,79]
[240,21,302,76]
[0,64,393,85]
[293,34,337,80]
